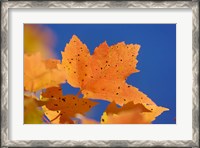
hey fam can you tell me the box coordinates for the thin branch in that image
[50,113,61,123]
[76,90,82,97]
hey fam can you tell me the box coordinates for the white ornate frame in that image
[1,1,199,147]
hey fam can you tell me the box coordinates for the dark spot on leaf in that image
[77,54,80,56]
[57,111,59,113]
[75,103,77,106]
[102,119,104,122]
[124,99,126,101]
[128,85,130,88]
[118,86,120,89]
[74,71,76,73]
[116,93,119,95]
[85,65,88,67]
[51,96,54,98]
[62,98,66,102]
[106,61,108,63]
[54,104,58,106]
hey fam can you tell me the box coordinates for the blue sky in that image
[43,24,176,124]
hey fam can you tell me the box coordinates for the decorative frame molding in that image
[1,1,199,147]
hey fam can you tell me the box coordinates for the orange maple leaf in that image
[100,101,168,124]
[104,101,151,115]
[41,86,98,124]
[44,59,61,69]
[59,35,155,106]
[76,101,168,124]
[77,102,168,124]
[24,53,66,92]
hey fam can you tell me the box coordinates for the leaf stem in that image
[50,113,61,123]
[76,90,82,97]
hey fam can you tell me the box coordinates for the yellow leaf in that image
[24,96,43,124]
[24,25,55,58]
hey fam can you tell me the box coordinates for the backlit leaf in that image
[41,87,98,124]
[100,101,168,124]
[24,53,66,92]
[60,35,155,106]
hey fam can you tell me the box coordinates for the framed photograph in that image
[1,1,199,147]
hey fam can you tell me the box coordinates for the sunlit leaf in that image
[24,53,66,92]
[60,35,155,106]
[100,102,168,124]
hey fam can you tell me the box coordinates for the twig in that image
[76,90,82,97]
[50,113,61,122]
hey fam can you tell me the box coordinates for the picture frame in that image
[1,1,199,147]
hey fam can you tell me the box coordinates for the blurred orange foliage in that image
[24,53,66,92]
